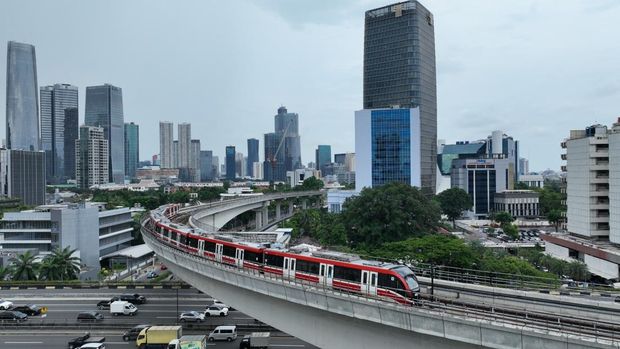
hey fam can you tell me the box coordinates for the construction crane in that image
[267,119,292,188]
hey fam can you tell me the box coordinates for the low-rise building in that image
[286,168,319,188]
[518,174,545,188]
[0,202,134,279]
[327,190,359,213]
[494,190,540,218]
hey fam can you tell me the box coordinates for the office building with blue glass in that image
[225,146,236,180]
[355,108,421,192]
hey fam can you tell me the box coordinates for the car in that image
[614,296,620,303]
[160,264,168,270]
[11,304,44,316]
[0,310,27,322]
[122,324,150,341]
[110,294,146,305]
[146,271,158,279]
[179,311,204,323]
[208,325,237,342]
[205,305,228,317]
[96,300,111,310]
[77,311,104,322]
[210,299,235,310]
[0,299,13,310]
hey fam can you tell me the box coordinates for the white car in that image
[179,311,205,322]
[0,299,13,310]
[205,305,228,317]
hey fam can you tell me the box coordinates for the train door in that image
[198,240,205,255]
[361,270,378,296]
[215,243,223,263]
[235,248,245,268]
[283,257,296,279]
[319,263,333,287]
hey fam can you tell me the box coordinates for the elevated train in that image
[145,205,420,304]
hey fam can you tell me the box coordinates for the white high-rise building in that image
[178,123,191,168]
[159,121,174,168]
[76,126,109,189]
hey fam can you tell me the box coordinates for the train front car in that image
[390,265,420,300]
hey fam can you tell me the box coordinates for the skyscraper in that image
[178,123,191,168]
[190,139,201,182]
[363,1,437,193]
[247,138,259,178]
[159,121,174,168]
[0,149,46,205]
[40,84,78,183]
[315,145,332,175]
[264,132,285,182]
[85,84,124,184]
[274,106,302,172]
[173,140,179,168]
[200,150,213,182]
[6,41,40,151]
[75,126,109,189]
[63,107,79,180]
[355,108,421,192]
[124,122,139,179]
[225,146,236,180]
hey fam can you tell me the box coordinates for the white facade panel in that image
[608,132,620,243]
[355,110,372,192]
[584,254,619,280]
[544,242,571,262]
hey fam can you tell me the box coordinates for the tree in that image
[10,251,39,281]
[493,211,515,227]
[48,247,81,280]
[0,265,11,281]
[435,188,472,228]
[296,177,324,191]
[547,209,562,232]
[340,182,441,247]
[503,224,519,240]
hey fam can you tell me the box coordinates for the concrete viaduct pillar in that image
[302,199,307,210]
[255,209,263,229]
[275,203,281,220]
[288,201,294,215]
[262,203,269,227]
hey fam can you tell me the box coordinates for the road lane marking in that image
[156,316,178,318]
[4,342,44,344]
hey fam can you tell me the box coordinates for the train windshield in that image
[392,266,420,291]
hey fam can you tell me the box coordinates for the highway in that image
[0,288,316,349]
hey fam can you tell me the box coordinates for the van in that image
[208,325,237,342]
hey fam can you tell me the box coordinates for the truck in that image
[110,300,138,316]
[67,332,106,349]
[167,335,207,349]
[239,332,270,349]
[136,325,182,349]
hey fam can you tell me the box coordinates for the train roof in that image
[269,244,402,270]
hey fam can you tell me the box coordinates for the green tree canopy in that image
[10,251,39,281]
[435,188,472,227]
[296,177,324,191]
[340,182,440,247]
[547,209,562,232]
[503,224,519,240]
[493,211,515,226]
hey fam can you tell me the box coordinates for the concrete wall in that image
[143,228,617,349]
[584,254,619,280]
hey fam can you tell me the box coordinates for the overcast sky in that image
[1,0,619,172]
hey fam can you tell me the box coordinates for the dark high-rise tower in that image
[63,107,79,180]
[274,106,302,172]
[247,138,259,178]
[124,122,139,179]
[225,146,236,180]
[6,41,40,151]
[40,84,78,183]
[85,84,124,184]
[363,1,437,193]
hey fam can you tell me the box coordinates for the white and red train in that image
[145,205,420,304]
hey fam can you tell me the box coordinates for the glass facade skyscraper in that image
[355,108,421,192]
[225,146,236,180]
[274,106,302,172]
[363,1,436,193]
[40,84,78,183]
[124,122,139,179]
[63,107,79,180]
[0,149,46,206]
[6,41,40,151]
[247,138,259,178]
[85,84,124,184]
[263,132,285,182]
[315,145,332,175]
[200,150,214,182]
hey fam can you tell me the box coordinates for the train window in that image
[170,231,177,241]
[187,237,198,248]
[204,241,216,252]
[296,260,319,274]
[244,251,263,263]
[378,273,404,290]
[333,266,362,282]
[163,229,170,238]
[179,234,187,246]
[222,245,236,258]
[265,254,284,267]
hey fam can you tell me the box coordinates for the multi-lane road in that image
[0,287,316,349]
